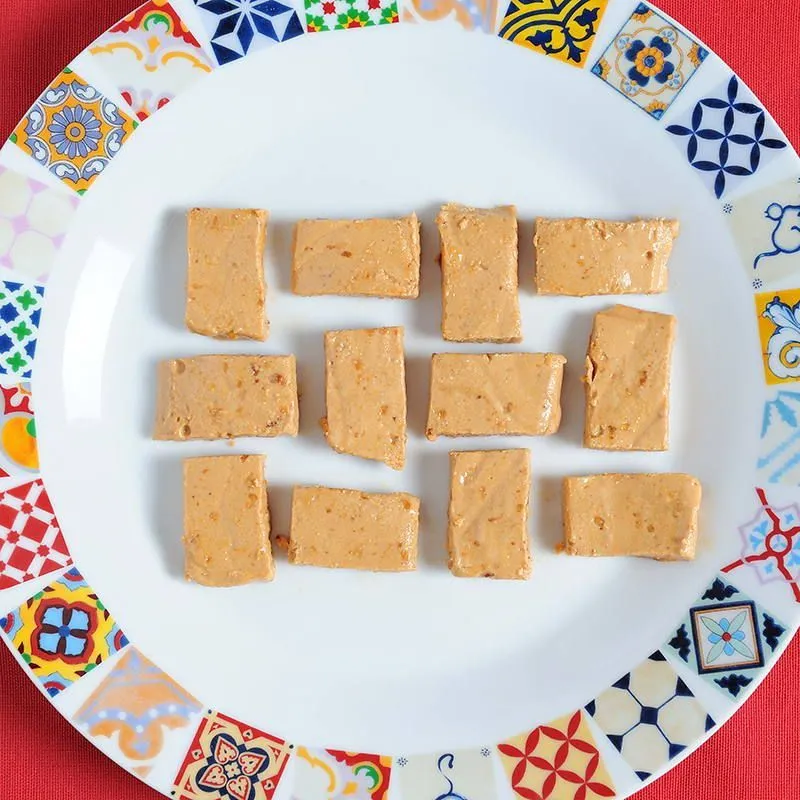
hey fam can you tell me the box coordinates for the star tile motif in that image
[194,0,304,64]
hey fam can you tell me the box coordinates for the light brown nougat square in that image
[426,353,565,439]
[183,455,274,586]
[437,204,521,342]
[584,305,675,451]
[289,487,419,571]
[448,449,531,579]
[154,355,298,440]
[186,208,268,340]
[323,327,406,470]
[292,215,420,297]
[563,473,701,560]
[534,218,678,296]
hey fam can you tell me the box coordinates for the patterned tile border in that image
[89,1,215,122]
[0,165,79,284]
[723,176,800,293]
[0,567,128,696]
[592,2,707,119]
[0,480,68,590]
[723,488,800,604]
[291,746,392,799]
[74,647,203,780]
[172,710,292,800]
[498,709,615,799]
[0,381,38,486]
[664,575,788,699]
[402,0,498,31]
[586,652,714,781]
[11,68,137,195]
[758,389,800,486]
[666,75,788,199]
[305,0,399,32]
[394,748,497,799]
[755,288,800,386]
[0,279,44,381]
[498,0,610,68]
[194,0,304,62]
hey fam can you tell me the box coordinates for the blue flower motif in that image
[626,35,674,87]
[37,604,90,657]
[700,612,754,662]
[47,106,102,159]
[707,619,745,651]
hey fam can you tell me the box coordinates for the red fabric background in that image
[1,1,799,797]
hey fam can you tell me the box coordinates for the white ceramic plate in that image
[1,2,799,798]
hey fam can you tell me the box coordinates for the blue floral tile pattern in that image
[664,576,787,699]
[193,0,304,65]
[0,281,44,380]
[759,390,800,484]
[10,69,137,195]
[585,651,714,780]
[666,75,788,199]
[592,3,707,119]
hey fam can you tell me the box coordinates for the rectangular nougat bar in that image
[289,487,419,571]
[563,473,701,560]
[426,353,565,439]
[292,214,420,297]
[323,327,406,470]
[534,218,678,296]
[154,355,298,440]
[448,449,532,579]
[183,455,274,586]
[186,208,268,340]
[584,305,675,451]
[437,203,521,342]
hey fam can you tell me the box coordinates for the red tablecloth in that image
[1,1,799,797]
